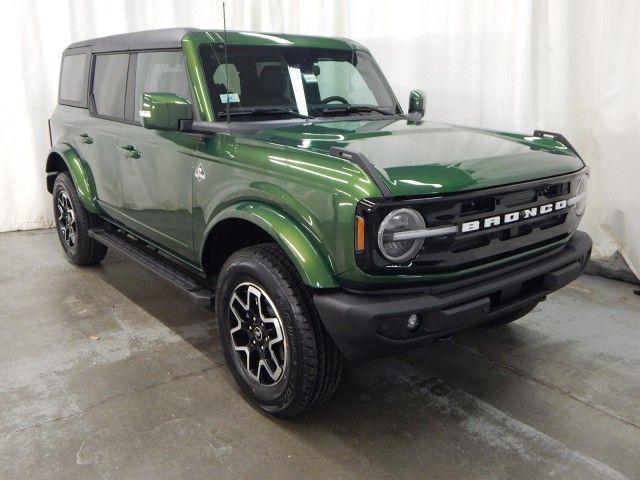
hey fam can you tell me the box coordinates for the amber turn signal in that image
[355,215,366,252]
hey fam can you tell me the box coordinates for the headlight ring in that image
[377,208,426,263]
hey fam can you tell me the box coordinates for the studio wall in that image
[2,0,638,277]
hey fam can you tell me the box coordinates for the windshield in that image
[198,44,399,120]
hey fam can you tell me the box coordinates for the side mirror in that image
[140,92,193,131]
[408,89,425,120]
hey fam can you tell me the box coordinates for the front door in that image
[117,51,198,263]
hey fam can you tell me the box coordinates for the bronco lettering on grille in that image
[461,199,568,233]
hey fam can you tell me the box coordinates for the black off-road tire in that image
[52,172,108,266]
[485,301,539,327]
[215,243,344,417]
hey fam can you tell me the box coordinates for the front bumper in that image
[314,231,592,361]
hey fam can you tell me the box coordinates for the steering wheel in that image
[321,95,349,104]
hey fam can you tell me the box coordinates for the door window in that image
[92,54,129,119]
[134,51,192,123]
[59,53,88,104]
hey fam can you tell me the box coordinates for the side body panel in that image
[49,106,121,214]
[116,124,200,262]
[205,201,340,288]
[192,133,381,286]
[47,143,100,214]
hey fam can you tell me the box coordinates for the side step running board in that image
[89,228,214,307]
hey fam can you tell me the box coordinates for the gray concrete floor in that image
[1,229,639,480]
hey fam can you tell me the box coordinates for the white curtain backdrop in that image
[1,0,638,277]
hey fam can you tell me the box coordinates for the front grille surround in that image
[355,169,586,275]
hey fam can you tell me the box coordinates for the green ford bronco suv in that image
[47,28,591,416]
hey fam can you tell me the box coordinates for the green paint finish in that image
[47,143,101,214]
[182,34,214,121]
[202,201,339,288]
[140,92,193,131]
[48,29,587,290]
[192,132,380,284]
[250,119,585,198]
[115,124,202,262]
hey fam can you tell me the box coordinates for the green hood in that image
[251,119,585,197]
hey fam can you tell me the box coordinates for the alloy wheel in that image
[228,282,288,386]
[57,190,77,249]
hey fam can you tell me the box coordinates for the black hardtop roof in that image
[64,27,361,53]
[65,28,199,52]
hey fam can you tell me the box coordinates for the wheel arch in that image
[46,144,100,214]
[201,202,339,289]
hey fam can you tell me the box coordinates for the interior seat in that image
[255,66,291,107]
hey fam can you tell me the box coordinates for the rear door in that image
[116,50,199,263]
[54,49,96,182]
[85,53,129,217]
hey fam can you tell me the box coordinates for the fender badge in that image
[194,163,206,182]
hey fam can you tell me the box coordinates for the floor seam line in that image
[0,365,218,438]
[450,340,640,432]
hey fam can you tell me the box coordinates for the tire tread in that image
[217,243,343,417]
[53,172,107,266]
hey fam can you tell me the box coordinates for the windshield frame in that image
[197,43,402,122]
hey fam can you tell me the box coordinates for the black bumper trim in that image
[314,231,592,361]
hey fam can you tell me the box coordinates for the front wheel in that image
[215,244,344,417]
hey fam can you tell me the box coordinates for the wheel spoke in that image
[232,292,249,310]
[227,282,287,386]
[234,345,252,375]
[57,191,77,250]
[229,302,245,333]
[57,198,65,220]
[258,359,281,382]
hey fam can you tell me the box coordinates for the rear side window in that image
[134,51,192,123]
[92,54,129,119]
[59,53,88,105]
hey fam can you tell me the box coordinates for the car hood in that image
[249,118,585,197]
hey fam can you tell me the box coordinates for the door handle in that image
[79,133,93,144]
[120,145,141,159]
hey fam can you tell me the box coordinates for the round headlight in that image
[575,174,588,216]
[377,208,426,263]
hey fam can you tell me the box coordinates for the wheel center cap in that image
[253,327,263,341]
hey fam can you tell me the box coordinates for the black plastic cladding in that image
[356,170,586,275]
[329,147,393,197]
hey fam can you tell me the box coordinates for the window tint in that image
[92,54,129,119]
[134,51,192,123]
[59,54,87,104]
[199,45,397,120]
[316,60,377,105]
[213,63,241,96]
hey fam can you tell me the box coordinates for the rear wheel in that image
[485,301,539,327]
[53,172,107,265]
[215,243,344,417]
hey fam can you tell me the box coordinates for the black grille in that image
[356,171,584,274]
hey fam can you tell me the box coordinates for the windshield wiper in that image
[318,104,395,116]
[217,107,312,120]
